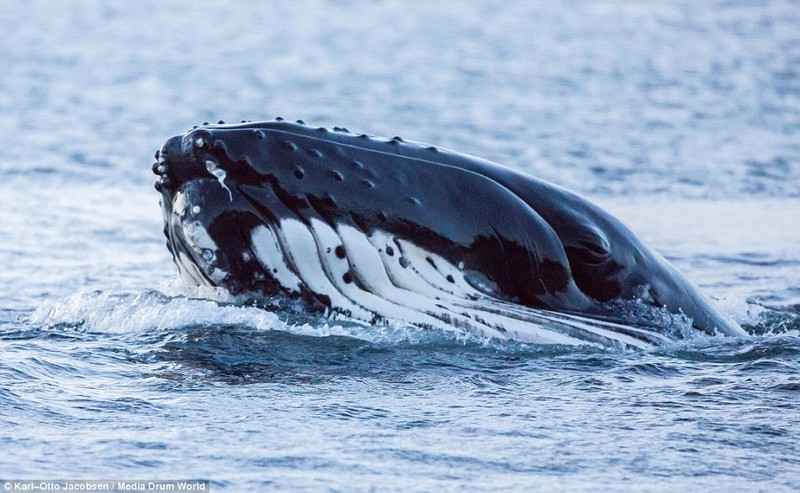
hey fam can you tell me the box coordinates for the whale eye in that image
[293,167,305,180]
[572,237,611,266]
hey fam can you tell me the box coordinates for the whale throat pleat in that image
[246,217,664,348]
[269,218,374,320]
[250,225,303,292]
[308,219,462,332]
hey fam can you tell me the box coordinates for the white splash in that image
[28,289,282,334]
[205,159,233,201]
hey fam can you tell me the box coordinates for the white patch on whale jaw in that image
[244,218,671,349]
[250,225,302,293]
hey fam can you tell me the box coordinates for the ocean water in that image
[1,1,800,491]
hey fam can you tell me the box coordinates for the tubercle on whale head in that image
[153,132,207,192]
[154,129,231,192]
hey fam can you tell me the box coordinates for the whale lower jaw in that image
[190,214,664,350]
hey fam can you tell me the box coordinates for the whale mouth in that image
[161,179,230,287]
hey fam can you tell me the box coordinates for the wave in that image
[2,284,795,388]
[24,283,798,351]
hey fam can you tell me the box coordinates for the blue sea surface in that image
[1,1,799,491]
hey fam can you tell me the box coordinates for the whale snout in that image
[153,132,206,192]
[154,125,278,294]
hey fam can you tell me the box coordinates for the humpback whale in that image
[152,119,745,349]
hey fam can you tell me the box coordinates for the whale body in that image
[152,119,745,349]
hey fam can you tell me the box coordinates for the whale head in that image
[153,124,284,296]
